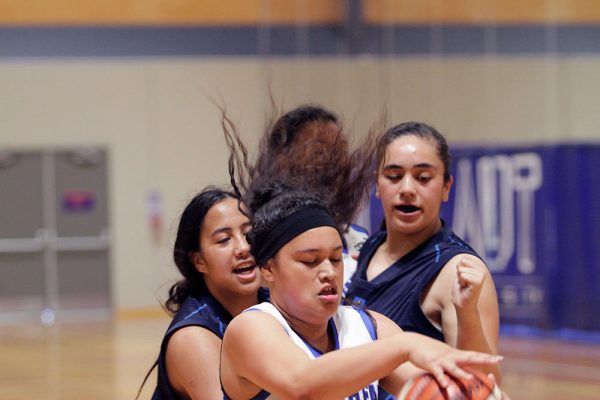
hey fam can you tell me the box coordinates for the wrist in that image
[395,332,419,364]
[455,306,481,326]
[454,300,479,315]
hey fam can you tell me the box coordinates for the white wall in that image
[1,55,598,311]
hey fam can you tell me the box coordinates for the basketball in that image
[397,369,502,400]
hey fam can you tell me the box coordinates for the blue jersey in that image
[345,222,481,342]
[152,288,268,400]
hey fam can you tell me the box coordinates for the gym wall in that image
[1,1,599,318]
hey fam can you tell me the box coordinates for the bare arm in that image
[376,312,426,395]
[438,255,501,381]
[165,326,223,400]
[374,311,497,396]
[221,310,501,400]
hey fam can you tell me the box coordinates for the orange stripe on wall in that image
[0,0,344,26]
[3,1,600,26]
[364,0,600,24]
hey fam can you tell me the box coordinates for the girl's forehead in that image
[387,136,437,157]
[284,226,342,250]
[397,142,418,154]
[202,198,248,230]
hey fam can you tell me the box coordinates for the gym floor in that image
[1,318,599,400]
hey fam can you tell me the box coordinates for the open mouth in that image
[319,286,338,296]
[395,204,421,214]
[234,265,256,275]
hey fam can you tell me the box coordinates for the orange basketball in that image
[397,369,502,400]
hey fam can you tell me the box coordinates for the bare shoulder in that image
[368,309,403,337]
[167,325,221,358]
[224,309,286,343]
[228,308,279,329]
[449,253,488,268]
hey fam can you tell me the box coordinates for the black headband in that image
[252,206,338,267]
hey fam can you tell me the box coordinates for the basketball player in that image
[345,122,501,381]
[142,188,267,399]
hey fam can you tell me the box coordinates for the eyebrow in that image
[294,245,344,254]
[209,221,251,237]
[383,162,436,170]
[209,227,231,237]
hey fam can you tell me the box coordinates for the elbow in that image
[286,386,317,400]
[282,379,322,400]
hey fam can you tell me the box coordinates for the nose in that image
[399,176,416,199]
[234,236,250,258]
[318,260,336,281]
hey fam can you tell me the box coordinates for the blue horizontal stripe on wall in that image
[2,24,600,58]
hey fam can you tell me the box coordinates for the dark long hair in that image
[136,187,236,399]
[223,104,381,230]
[165,187,237,315]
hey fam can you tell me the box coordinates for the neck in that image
[224,294,259,317]
[271,299,333,354]
[208,286,259,317]
[384,218,443,259]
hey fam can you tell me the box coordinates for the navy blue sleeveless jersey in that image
[152,288,269,400]
[345,222,480,342]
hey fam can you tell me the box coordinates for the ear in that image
[260,259,276,283]
[442,175,454,202]
[373,170,381,198]
[190,251,208,274]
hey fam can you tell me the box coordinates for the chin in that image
[233,281,261,295]
[389,219,421,232]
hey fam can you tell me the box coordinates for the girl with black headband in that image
[219,187,501,399]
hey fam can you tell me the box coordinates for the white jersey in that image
[246,302,379,400]
[343,224,369,294]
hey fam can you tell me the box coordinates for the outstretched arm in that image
[375,311,500,395]
[221,310,501,400]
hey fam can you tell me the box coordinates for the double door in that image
[0,148,110,324]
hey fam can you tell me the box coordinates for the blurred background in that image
[1,1,599,399]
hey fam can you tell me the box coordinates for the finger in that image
[457,258,488,277]
[457,273,484,287]
[441,359,473,381]
[430,367,449,388]
[459,255,482,268]
[456,261,485,276]
[456,352,503,365]
[457,269,485,286]
[456,273,472,288]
